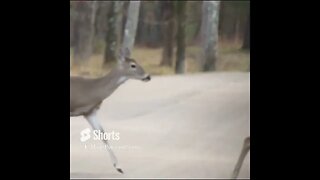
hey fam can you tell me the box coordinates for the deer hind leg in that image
[85,108,124,174]
[231,136,250,179]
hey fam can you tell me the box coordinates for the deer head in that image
[117,48,151,82]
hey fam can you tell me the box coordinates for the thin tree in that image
[160,1,175,67]
[104,2,124,66]
[201,1,220,71]
[121,1,141,54]
[175,1,187,74]
[73,1,97,66]
[136,2,146,45]
[242,12,250,50]
[70,2,75,47]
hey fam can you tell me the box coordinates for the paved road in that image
[70,72,250,179]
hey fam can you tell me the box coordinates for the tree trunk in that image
[201,1,220,71]
[160,1,175,67]
[140,3,150,46]
[148,2,162,47]
[242,12,250,50]
[103,2,124,66]
[70,2,75,47]
[73,1,97,66]
[136,2,145,45]
[93,2,112,52]
[175,1,187,74]
[121,1,141,54]
[218,1,225,34]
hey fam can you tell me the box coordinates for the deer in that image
[231,136,250,179]
[70,48,151,174]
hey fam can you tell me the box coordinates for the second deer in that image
[231,136,250,179]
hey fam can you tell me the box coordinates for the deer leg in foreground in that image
[85,109,124,174]
[231,137,250,179]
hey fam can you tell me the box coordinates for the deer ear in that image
[121,47,131,57]
[125,47,131,57]
[119,48,130,62]
[118,54,125,63]
[118,48,125,62]
[118,47,131,62]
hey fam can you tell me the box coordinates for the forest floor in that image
[70,72,250,178]
[70,43,250,77]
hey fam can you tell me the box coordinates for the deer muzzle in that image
[142,75,151,82]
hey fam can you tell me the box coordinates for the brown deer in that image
[70,48,151,173]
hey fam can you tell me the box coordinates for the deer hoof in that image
[116,168,124,174]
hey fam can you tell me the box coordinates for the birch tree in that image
[121,1,141,55]
[201,1,220,71]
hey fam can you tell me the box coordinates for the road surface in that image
[70,72,250,179]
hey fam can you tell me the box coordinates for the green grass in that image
[70,42,250,77]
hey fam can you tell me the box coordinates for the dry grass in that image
[216,42,250,72]
[70,43,250,77]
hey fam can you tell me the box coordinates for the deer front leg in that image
[85,109,124,174]
[231,136,250,179]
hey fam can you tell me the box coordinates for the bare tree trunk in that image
[149,2,162,47]
[242,12,250,50]
[103,2,124,66]
[93,2,110,54]
[136,2,145,45]
[175,1,187,74]
[218,1,225,35]
[121,1,141,54]
[73,1,97,66]
[201,1,220,71]
[70,2,75,47]
[160,1,175,67]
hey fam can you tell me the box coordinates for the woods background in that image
[70,1,250,77]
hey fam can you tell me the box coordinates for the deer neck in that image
[95,68,128,101]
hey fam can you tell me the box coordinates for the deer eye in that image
[130,64,136,68]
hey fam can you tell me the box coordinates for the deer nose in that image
[142,75,151,82]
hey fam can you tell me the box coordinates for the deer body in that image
[70,49,150,174]
[70,69,128,117]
